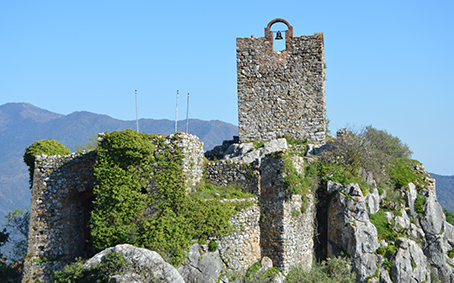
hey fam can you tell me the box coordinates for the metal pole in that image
[175,90,179,133]
[135,90,139,133]
[186,93,189,133]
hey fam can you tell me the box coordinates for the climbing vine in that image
[90,130,244,266]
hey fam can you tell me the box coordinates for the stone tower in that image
[237,18,326,144]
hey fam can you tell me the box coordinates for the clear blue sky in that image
[1,0,453,175]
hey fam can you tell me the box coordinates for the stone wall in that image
[163,132,205,192]
[204,159,259,195]
[22,133,207,283]
[237,19,326,144]
[23,151,96,283]
[217,200,261,271]
[259,155,314,274]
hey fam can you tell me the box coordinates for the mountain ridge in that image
[0,102,238,221]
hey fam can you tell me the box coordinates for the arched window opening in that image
[264,18,294,53]
[271,22,288,51]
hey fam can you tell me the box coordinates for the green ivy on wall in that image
[90,130,246,266]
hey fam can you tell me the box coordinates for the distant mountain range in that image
[431,173,454,212]
[0,102,238,222]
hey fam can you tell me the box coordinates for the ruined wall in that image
[22,133,206,283]
[237,19,325,144]
[217,200,261,270]
[259,155,314,274]
[163,132,205,192]
[204,159,259,195]
[23,151,96,283]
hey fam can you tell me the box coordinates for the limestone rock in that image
[326,180,342,195]
[420,194,444,239]
[391,238,429,283]
[86,244,184,283]
[406,183,418,220]
[262,138,287,155]
[327,183,379,281]
[178,243,226,283]
[445,222,454,247]
[376,255,393,283]
[365,187,380,214]
[394,209,411,230]
[109,273,145,283]
[223,138,288,164]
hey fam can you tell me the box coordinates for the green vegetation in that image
[369,211,402,242]
[74,134,98,153]
[208,240,218,252]
[90,130,251,266]
[0,208,27,283]
[361,125,412,159]
[23,139,71,188]
[444,208,454,226]
[190,183,255,200]
[235,260,282,283]
[3,208,29,262]
[53,250,131,283]
[388,158,426,189]
[282,154,317,213]
[286,257,356,283]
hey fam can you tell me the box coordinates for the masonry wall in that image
[217,200,261,270]
[23,151,96,283]
[237,33,326,144]
[22,133,206,283]
[204,159,260,195]
[259,155,314,273]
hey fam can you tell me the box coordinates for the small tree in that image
[4,208,29,262]
[361,125,412,159]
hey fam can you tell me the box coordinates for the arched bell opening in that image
[264,18,294,52]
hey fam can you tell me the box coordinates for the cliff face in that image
[22,131,454,283]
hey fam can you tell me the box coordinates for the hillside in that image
[431,173,454,212]
[0,102,238,221]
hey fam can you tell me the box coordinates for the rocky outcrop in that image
[87,244,185,283]
[178,244,226,283]
[391,238,429,283]
[327,183,379,282]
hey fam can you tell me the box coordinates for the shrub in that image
[74,134,98,153]
[388,158,425,189]
[23,139,71,188]
[319,129,388,185]
[286,257,356,283]
[444,208,454,226]
[53,250,131,283]
[238,261,282,283]
[361,126,412,159]
[208,240,218,252]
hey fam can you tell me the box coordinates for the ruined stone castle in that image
[22,19,326,282]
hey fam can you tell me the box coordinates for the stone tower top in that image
[237,19,326,144]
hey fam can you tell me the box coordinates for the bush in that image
[444,208,454,226]
[286,257,356,283]
[208,240,218,252]
[53,250,131,283]
[23,139,71,188]
[361,126,412,159]
[74,134,98,153]
[320,128,389,185]
[237,261,282,283]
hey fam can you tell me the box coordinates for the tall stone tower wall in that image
[237,19,326,144]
